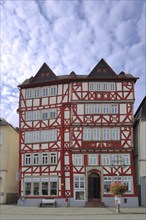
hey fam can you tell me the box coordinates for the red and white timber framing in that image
[18,59,139,206]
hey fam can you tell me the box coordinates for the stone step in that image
[85,200,105,207]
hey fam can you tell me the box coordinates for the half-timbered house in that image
[18,58,138,207]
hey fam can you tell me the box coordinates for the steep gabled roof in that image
[88,58,118,78]
[30,63,57,83]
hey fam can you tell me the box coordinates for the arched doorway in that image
[88,172,100,200]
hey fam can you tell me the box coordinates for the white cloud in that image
[0,0,145,127]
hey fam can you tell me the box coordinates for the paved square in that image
[0,205,146,220]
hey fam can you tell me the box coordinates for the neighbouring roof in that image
[18,58,139,88]
[0,117,19,133]
[134,96,146,120]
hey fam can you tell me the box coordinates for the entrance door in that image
[88,173,100,199]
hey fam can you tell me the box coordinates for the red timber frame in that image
[18,76,138,201]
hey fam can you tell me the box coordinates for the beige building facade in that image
[134,96,146,206]
[0,118,19,204]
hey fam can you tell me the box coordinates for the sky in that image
[1,0,146,127]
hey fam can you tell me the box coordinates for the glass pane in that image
[33,182,39,195]
[25,182,31,195]
[50,181,57,195]
[42,182,48,195]
[75,191,84,200]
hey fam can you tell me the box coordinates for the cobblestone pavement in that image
[0,205,146,220]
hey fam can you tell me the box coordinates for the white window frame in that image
[50,152,57,164]
[103,83,108,91]
[103,176,112,194]
[74,155,83,166]
[25,154,31,165]
[112,128,120,140]
[124,176,132,193]
[103,128,110,140]
[50,86,57,96]
[122,154,130,165]
[103,104,109,114]
[85,104,92,114]
[88,154,97,165]
[89,82,95,91]
[34,88,40,98]
[96,83,101,91]
[26,89,33,98]
[33,111,40,121]
[26,111,33,121]
[33,153,40,165]
[42,87,49,97]
[111,104,118,114]
[41,130,49,142]
[42,153,49,165]
[49,129,57,141]
[94,104,101,114]
[50,109,57,119]
[102,155,111,165]
[93,128,100,140]
[33,131,40,143]
[25,132,32,143]
[83,128,91,140]
[74,176,85,200]
[109,83,115,91]
[42,110,49,120]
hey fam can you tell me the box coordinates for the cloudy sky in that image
[1,0,146,127]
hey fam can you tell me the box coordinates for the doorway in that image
[88,172,100,199]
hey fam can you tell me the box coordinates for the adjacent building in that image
[18,58,139,207]
[0,118,19,204]
[134,96,146,206]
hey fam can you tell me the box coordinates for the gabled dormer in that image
[30,63,57,83]
[88,58,118,78]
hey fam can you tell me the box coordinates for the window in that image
[89,82,95,91]
[83,128,91,140]
[50,153,57,164]
[42,87,49,97]
[85,104,92,114]
[34,88,40,98]
[122,154,130,165]
[41,130,49,142]
[50,109,57,119]
[50,178,58,195]
[49,129,57,141]
[42,110,49,120]
[42,181,48,195]
[25,132,32,143]
[96,83,101,91]
[25,154,31,165]
[111,104,118,114]
[104,177,112,193]
[93,128,100,140]
[94,104,101,114]
[42,153,49,165]
[124,176,132,193]
[102,155,110,165]
[103,83,108,91]
[74,176,85,200]
[50,86,57,96]
[74,155,83,165]
[112,128,120,140]
[33,131,40,143]
[109,83,115,91]
[112,154,123,165]
[26,89,33,98]
[33,181,39,195]
[88,155,97,165]
[33,154,39,165]
[103,104,109,114]
[25,182,31,195]
[114,176,122,182]
[33,111,40,120]
[103,128,110,140]
[26,111,32,121]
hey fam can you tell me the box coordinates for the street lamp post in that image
[111,154,126,214]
